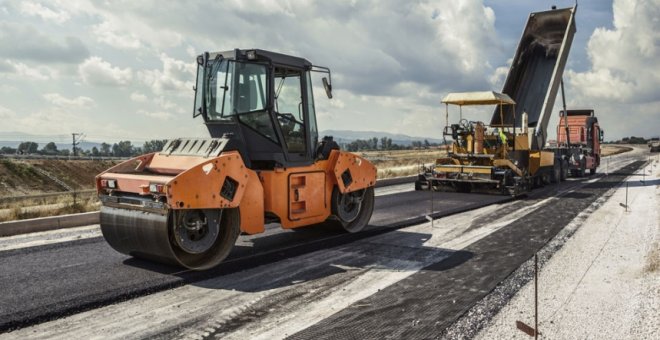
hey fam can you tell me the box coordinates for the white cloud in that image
[0,22,89,63]
[563,0,660,139]
[138,109,173,120]
[567,0,660,104]
[19,1,70,24]
[130,92,148,102]
[3,60,59,80]
[155,96,185,113]
[3,0,655,142]
[52,0,182,50]
[0,105,16,119]
[43,93,95,108]
[0,59,15,73]
[138,53,195,95]
[489,61,511,89]
[186,45,197,58]
[92,20,141,50]
[0,84,18,94]
[78,56,132,86]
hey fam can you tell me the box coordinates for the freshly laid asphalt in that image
[290,161,644,339]
[0,159,642,334]
[0,186,506,332]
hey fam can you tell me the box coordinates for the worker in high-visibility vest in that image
[495,128,507,145]
[495,128,508,157]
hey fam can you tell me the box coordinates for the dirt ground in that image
[359,148,446,178]
[601,144,634,156]
[0,159,116,196]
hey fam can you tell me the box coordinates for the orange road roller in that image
[96,49,377,270]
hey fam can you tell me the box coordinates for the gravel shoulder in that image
[474,158,660,339]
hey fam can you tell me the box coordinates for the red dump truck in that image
[547,109,604,178]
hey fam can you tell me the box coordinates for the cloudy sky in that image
[0,0,658,144]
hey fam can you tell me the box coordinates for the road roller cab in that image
[96,49,377,270]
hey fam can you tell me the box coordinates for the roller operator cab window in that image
[275,69,306,154]
[196,58,276,142]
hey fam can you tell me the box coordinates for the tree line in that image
[343,137,438,152]
[1,137,443,156]
[0,140,167,157]
[602,136,656,144]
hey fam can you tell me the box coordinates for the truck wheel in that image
[331,186,374,233]
[551,161,561,184]
[578,161,586,177]
[560,159,568,181]
[590,167,596,176]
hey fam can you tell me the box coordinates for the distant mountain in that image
[320,130,444,146]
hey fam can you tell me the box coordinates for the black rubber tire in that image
[331,186,375,233]
[170,208,240,270]
[590,167,596,176]
[560,159,568,181]
[533,175,543,188]
[578,160,586,177]
[551,161,561,184]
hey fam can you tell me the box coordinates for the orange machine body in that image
[97,149,376,235]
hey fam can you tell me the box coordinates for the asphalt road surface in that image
[0,146,650,337]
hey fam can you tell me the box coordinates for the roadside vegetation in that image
[0,158,112,222]
[1,196,98,223]
[601,145,634,156]
[359,148,447,179]
[0,159,116,196]
[342,136,442,152]
[0,139,166,157]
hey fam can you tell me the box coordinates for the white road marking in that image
[0,225,101,252]
[374,182,414,196]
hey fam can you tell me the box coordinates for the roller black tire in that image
[170,208,240,270]
[331,186,375,233]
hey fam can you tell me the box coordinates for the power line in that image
[72,133,84,156]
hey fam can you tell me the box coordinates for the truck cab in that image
[554,109,603,176]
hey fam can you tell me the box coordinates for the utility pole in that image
[72,133,84,156]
